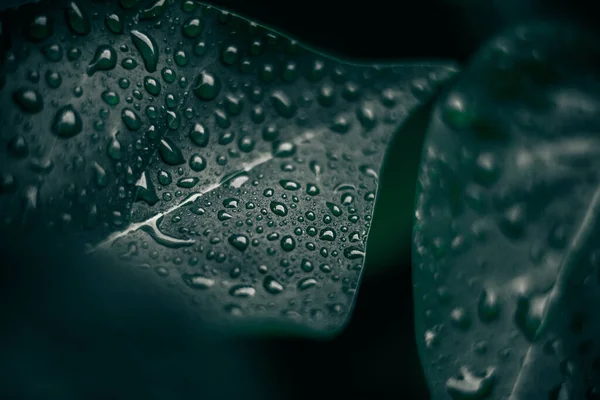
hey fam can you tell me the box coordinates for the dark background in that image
[1,0,598,399]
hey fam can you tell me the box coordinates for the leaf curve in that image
[0,0,457,336]
[413,22,600,399]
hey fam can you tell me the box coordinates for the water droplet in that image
[183,17,203,38]
[177,177,199,188]
[280,179,300,190]
[140,0,167,20]
[182,273,215,289]
[189,154,206,172]
[28,14,52,41]
[319,228,336,241]
[326,202,342,217]
[13,88,43,113]
[8,135,28,158]
[192,71,221,100]
[87,45,117,76]
[144,76,161,96]
[514,294,547,341]
[330,114,351,134]
[158,138,185,165]
[105,14,123,34]
[499,204,527,239]
[121,108,142,131]
[107,135,122,160]
[306,184,320,196]
[223,198,239,208]
[343,246,364,260]
[66,1,90,35]
[135,172,159,206]
[357,103,377,130]
[131,30,159,73]
[230,285,256,298]
[474,152,501,186]
[270,201,288,216]
[189,122,209,147]
[45,71,62,88]
[228,234,249,252]
[102,90,119,106]
[450,307,472,330]
[272,141,296,158]
[263,276,284,294]
[157,170,172,185]
[52,105,82,138]
[298,277,318,290]
[300,259,313,272]
[270,90,296,118]
[280,235,296,252]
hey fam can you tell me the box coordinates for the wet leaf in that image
[413,22,600,399]
[0,0,457,336]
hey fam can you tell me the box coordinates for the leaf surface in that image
[0,0,457,336]
[413,22,600,399]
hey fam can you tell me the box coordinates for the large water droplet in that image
[229,285,256,298]
[270,201,288,216]
[182,273,215,289]
[87,45,117,76]
[121,108,142,131]
[228,234,249,252]
[28,14,52,41]
[192,71,221,100]
[13,88,43,113]
[182,17,203,38]
[66,1,90,35]
[158,138,185,165]
[270,90,296,118]
[52,105,82,138]
[131,30,159,73]
[263,276,284,294]
[280,235,296,252]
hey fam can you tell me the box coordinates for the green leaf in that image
[0,0,457,337]
[413,22,600,399]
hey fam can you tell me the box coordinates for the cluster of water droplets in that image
[0,0,455,333]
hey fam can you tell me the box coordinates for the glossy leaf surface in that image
[0,0,457,336]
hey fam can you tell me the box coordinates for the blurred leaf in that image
[0,0,458,337]
[413,21,600,399]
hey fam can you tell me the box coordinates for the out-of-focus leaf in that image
[413,22,600,399]
[0,0,457,337]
